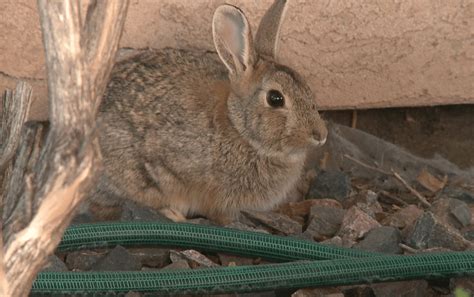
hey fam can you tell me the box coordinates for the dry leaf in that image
[416,168,447,193]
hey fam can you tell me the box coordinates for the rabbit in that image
[91,0,328,224]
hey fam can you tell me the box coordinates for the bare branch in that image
[0,221,6,296]
[391,169,432,208]
[343,154,391,175]
[1,0,129,295]
[82,0,130,112]
[343,154,432,208]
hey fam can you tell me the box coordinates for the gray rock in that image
[41,255,68,272]
[356,190,383,219]
[321,236,344,247]
[338,206,381,241]
[241,210,302,235]
[407,212,471,251]
[354,226,402,254]
[430,198,472,229]
[162,259,191,270]
[225,221,270,234]
[371,280,429,297]
[121,201,172,222]
[304,206,345,241]
[464,229,474,241]
[306,170,351,202]
[442,186,474,204]
[170,249,218,268]
[65,250,105,271]
[128,248,170,268]
[91,245,141,271]
[70,212,96,225]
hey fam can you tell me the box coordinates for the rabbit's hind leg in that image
[87,182,125,221]
[144,161,189,222]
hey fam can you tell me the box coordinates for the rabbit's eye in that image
[267,90,285,108]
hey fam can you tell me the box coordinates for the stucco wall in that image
[1,0,473,120]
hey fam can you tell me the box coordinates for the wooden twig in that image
[399,243,419,254]
[0,82,33,174]
[1,0,129,295]
[343,154,431,207]
[343,154,391,175]
[391,169,431,208]
[379,190,409,207]
[351,110,357,128]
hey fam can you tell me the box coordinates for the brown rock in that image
[162,259,191,270]
[241,210,302,235]
[341,285,374,297]
[65,250,106,271]
[91,246,141,271]
[383,204,424,229]
[218,254,254,267]
[170,249,218,268]
[275,199,342,225]
[291,288,343,297]
[371,280,430,297]
[338,206,381,241]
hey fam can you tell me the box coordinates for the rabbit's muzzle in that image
[309,121,328,147]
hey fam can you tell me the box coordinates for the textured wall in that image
[1,0,473,120]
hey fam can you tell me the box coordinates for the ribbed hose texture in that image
[31,222,474,294]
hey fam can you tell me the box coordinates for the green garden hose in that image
[32,222,474,295]
[56,221,376,260]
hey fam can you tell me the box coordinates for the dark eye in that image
[266,90,285,108]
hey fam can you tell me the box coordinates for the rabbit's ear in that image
[255,0,288,60]
[213,5,256,76]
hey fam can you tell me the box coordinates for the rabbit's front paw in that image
[159,207,187,222]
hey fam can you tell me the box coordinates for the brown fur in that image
[91,0,328,223]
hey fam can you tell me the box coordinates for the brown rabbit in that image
[92,0,327,223]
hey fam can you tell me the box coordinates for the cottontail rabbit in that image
[92,0,327,223]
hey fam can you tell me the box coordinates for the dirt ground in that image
[324,105,474,170]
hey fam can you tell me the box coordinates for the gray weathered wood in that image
[0,82,32,174]
[1,0,129,295]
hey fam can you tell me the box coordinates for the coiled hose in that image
[32,222,474,295]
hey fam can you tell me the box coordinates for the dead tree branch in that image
[2,123,46,243]
[0,82,32,175]
[1,0,129,295]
